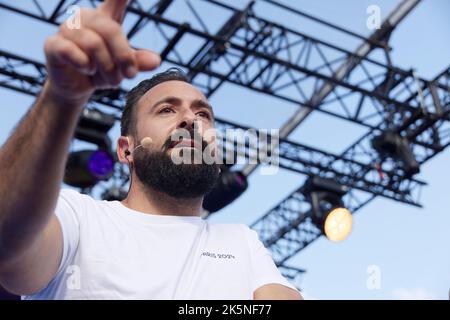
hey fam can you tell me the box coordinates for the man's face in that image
[134,80,216,155]
[129,80,220,198]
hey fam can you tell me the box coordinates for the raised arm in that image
[0,0,160,295]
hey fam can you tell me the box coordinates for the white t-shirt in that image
[23,189,297,300]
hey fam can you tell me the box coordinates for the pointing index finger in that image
[98,0,129,23]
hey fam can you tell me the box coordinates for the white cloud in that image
[390,288,438,300]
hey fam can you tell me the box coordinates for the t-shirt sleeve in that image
[245,226,299,293]
[53,188,86,275]
[22,189,87,300]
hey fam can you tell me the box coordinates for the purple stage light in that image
[88,150,114,179]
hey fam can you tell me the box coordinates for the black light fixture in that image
[303,176,352,242]
[64,150,115,189]
[372,130,420,176]
[74,108,116,149]
[64,108,116,189]
[202,166,248,214]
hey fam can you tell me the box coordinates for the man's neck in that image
[120,179,204,217]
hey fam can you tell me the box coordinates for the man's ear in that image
[117,136,131,164]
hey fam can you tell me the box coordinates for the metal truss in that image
[0,1,447,189]
[3,50,448,269]
[0,50,429,208]
[0,0,442,128]
[251,66,450,266]
[1,0,449,276]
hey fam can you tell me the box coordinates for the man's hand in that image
[44,0,160,103]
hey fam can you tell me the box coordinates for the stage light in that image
[88,150,115,178]
[302,176,352,242]
[323,207,352,242]
[64,150,114,189]
[64,108,116,190]
[74,108,116,150]
[372,130,420,176]
[202,167,248,214]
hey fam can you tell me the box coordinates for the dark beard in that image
[133,144,220,199]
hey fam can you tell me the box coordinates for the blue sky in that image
[0,0,448,299]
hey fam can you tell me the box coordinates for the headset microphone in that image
[125,137,153,158]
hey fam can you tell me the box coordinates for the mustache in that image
[161,128,210,152]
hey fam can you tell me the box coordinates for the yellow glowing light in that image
[323,207,352,242]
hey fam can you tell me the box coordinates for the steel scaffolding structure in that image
[0,0,449,279]
[0,49,432,208]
